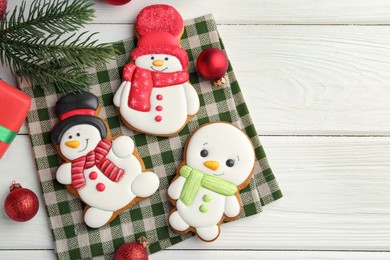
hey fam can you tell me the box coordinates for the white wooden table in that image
[1,0,390,259]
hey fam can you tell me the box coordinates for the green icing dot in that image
[199,204,209,213]
[203,194,212,202]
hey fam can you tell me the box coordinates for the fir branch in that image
[0,0,117,93]
[0,0,95,38]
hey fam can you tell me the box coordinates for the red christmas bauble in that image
[115,237,149,260]
[196,48,229,81]
[105,0,131,5]
[0,0,7,20]
[4,182,39,222]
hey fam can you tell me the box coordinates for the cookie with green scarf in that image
[167,122,255,242]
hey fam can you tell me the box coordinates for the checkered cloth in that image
[18,15,282,259]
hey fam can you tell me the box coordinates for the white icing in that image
[113,81,127,107]
[114,54,200,136]
[184,82,200,115]
[59,124,102,161]
[56,162,72,185]
[116,81,194,135]
[176,187,226,227]
[131,171,160,197]
[195,225,220,241]
[224,195,241,218]
[84,207,113,228]
[167,176,186,200]
[57,128,160,228]
[168,123,255,239]
[135,54,183,72]
[186,123,255,186]
[111,135,134,158]
[70,151,140,212]
[169,211,190,231]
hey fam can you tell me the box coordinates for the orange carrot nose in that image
[204,160,220,171]
[65,140,80,148]
[152,60,164,67]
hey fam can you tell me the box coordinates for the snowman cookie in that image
[113,4,200,137]
[51,92,160,228]
[167,122,256,241]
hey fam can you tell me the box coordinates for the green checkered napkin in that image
[18,15,282,259]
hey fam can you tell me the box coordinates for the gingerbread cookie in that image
[51,92,160,228]
[113,4,200,137]
[167,122,256,241]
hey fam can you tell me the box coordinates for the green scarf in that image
[179,165,238,206]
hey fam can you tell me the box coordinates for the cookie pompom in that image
[135,4,184,37]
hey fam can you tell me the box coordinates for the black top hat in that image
[51,92,107,144]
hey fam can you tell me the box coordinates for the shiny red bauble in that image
[196,48,229,81]
[105,0,131,5]
[115,237,149,260]
[4,182,39,222]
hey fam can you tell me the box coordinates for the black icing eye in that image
[76,133,80,137]
[151,56,155,60]
[200,149,208,157]
[68,135,72,139]
[165,57,169,61]
[226,159,235,167]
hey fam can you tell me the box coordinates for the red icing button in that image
[155,115,162,122]
[156,94,163,100]
[96,183,105,192]
[156,105,163,111]
[89,171,98,180]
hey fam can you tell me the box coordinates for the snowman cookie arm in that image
[224,194,241,218]
[113,81,129,107]
[114,63,135,107]
[131,171,160,198]
[111,135,135,158]
[56,162,72,185]
[167,176,186,200]
[183,82,200,116]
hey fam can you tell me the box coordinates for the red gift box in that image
[0,79,31,159]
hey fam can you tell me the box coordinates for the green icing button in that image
[203,194,212,202]
[199,204,209,213]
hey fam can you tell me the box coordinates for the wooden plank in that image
[0,137,52,249]
[217,25,390,135]
[0,250,389,260]
[7,24,390,136]
[7,0,390,25]
[173,136,390,250]
[1,136,389,251]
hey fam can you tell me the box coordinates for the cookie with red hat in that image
[51,91,160,228]
[114,4,200,137]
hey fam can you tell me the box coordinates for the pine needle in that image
[0,0,118,93]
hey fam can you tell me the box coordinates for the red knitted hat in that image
[131,5,189,68]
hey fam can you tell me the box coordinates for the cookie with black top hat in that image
[51,91,160,228]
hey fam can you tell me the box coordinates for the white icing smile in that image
[78,139,89,153]
[186,123,255,186]
[60,124,102,161]
[150,66,168,72]
[135,54,183,73]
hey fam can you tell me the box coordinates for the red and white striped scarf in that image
[70,139,124,189]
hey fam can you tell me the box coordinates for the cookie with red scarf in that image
[51,91,160,228]
[113,4,200,137]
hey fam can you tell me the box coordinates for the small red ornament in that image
[0,0,6,20]
[196,48,229,86]
[105,0,131,5]
[115,236,150,260]
[4,181,39,222]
